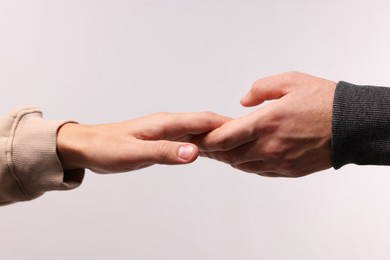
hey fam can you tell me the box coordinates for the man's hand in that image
[57,112,230,173]
[196,72,336,177]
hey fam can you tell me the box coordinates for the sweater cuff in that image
[9,107,84,201]
[332,81,390,169]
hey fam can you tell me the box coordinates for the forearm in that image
[332,81,390,168]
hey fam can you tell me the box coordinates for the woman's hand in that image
[57,112,230,173]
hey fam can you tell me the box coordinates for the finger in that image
[240,72,295,107]
[142,140,199,165]
[148,112,232,140]
[194,116,256,152]
[200,153,272,174]
[199,139,265,165]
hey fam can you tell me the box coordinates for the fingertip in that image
[240,94,250,106]
[240,92,259,107]
[178,144,199,163]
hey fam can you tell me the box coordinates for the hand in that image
[57,112,230,173]
[196,72,336,177]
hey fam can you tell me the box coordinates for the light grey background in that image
[1,0,390,259]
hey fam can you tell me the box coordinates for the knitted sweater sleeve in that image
[0,107,84,205]
[332,81,390,169]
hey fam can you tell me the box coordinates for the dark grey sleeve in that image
[331,81,390,169]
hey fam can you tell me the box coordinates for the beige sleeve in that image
[0,107,84,205]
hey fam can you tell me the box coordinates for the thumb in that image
[147,141,199,165]
[240,73,291,107]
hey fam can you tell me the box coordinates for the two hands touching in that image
[57,72,336,178]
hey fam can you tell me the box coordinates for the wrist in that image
[57,123,90,170]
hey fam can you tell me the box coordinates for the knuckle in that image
[138,128,158,140]
[138,127,165,140]
[283,71,304,84]
[255,114,277,133]
[154,141,171,162]
[262,142,286,159]
[201,111,219,127]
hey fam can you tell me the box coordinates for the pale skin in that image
[195,72,336,177]
[57,112,230,174]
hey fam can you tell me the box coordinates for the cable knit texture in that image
[0,107,84,205]
[332,81,390,169]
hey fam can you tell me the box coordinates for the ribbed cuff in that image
[332,81,390,169]
[10,107,84,200]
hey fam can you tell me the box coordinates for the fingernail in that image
[178,145,195,160]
